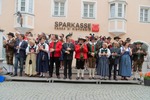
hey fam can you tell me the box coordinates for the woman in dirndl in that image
[25,40,37,77]
[36,37,49,77]
[97,43,111,80]
[119,42,132,80]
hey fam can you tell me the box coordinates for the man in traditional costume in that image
[87,34,98,79]
[75,37,88,80]
[3,32,16,75]
[49,34,62,79]
[62,33,75,80]
[132,41,147,80]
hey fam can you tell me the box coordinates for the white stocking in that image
[81,70,84,77]
[77,70,80,77]
[89,68,92,78]
[92,69,95,77]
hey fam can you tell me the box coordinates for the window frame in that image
[16,0,34,14]
[52,0,67,17]
[109,2,126,19]
[82,0,97,19]
[0,0,2,15]
[139,6,150,23]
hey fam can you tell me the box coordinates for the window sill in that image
[82,17,96,19]
[108,17,127,21]
[16,12,35,16]
[52,15,66,17]
[139,21,150,23]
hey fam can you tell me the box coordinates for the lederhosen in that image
[132,47,146,72]
[87,43,97,68]
[4,39,15,65]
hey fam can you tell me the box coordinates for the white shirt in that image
[99,48,111,58]
[17,41,23,53]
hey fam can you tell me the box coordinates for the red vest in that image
[49,41,62,57]
[75,44,88,59]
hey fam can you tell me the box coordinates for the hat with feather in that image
[89,33,97,41]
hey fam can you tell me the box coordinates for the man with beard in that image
[132,41,147,81]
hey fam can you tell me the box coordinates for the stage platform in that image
[4,75,142,85]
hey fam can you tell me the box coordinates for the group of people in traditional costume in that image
[2,31,147,81]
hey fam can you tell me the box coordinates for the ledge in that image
[4,75,141,85]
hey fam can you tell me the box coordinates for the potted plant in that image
[144,72,150,86]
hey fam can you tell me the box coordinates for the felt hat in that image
[7,32,15,37]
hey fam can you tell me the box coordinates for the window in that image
[110,4,115,18]
[83,2,95,18]
[0,0,2,15]
[21,0,25,11]
[53,0,66,16]
[28,0,33,13]
[118,4,123,17]
[140,7,150,23]
[109,3,126,18]
[16,0,34,14]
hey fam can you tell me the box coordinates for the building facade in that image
[0,0,150,40]
[0,0,150,56]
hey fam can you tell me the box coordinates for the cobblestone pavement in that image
[0,82,150,100]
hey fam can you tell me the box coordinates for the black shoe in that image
[137,78,141,81]
[9,73,13,75]
[92,77,95,80]
[29,75,32,77]
[49,75,52,78]
[133,78,136,80]
[63,77,67,79]
[76,77,80,80]
[69,77,72,80]
[39,75,43,78]
[20,74,22,77]
[89,77,92,80]
[6,72,10,75]
[57,76,60,79]
[81,77,84,80]
[114,78,118,81]
[11,74,17,77]
[124,78,128,81]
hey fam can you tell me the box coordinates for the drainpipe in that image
[0,29,4,63]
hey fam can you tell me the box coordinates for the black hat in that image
[7,32,14,37]
[134,41,143,45]
[78,37,86,42]
[125,37,131,42]
[114,36,121,40]
[89,33,96,41]
[107,36,112,40]
[65,33,72,39]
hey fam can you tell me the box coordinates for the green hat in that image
[134,41,143,45]
[65,33,72,39]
